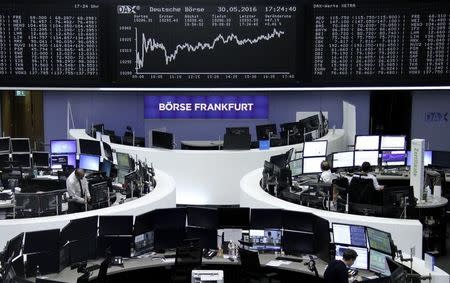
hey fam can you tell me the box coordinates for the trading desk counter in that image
[70,129,346,205]
[0,169,176,249]
[38,253,377,283]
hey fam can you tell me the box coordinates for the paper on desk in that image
[162,258,175,263]
[266,260,291,267]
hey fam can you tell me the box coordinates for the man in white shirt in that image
[354,162,384,191]
[66,169,91,213]
[320,161,336,184]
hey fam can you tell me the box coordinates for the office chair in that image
[171,244,202,283]
[348,176,377,204]
[76,272,90,283]
[238,248,279,283]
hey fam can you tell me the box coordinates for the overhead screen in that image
[1,0,450,88]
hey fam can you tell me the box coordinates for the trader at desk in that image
[66,168,91,213]
[320,161,337,184]
[324,248,358,283]
[350,162,384,191]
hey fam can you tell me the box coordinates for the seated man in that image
[354,162,384,191]
[320,161,337,184]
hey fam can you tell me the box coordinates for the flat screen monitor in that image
[332,151,354,168]
[11,153,31,168]
[255,124,277,140]
[0,137,10,152]
[79,154,100,171]
[152,131,174,149]
[79,139,101,156]
[102,142,113,161]
[249,229,282,252]
[50,154,76,169]
[153,208,187,230]
[97,236,132,258]
[282,210,314,232]
[406,151,432,167]
[355,135,380,151]
[381,151,406,166]
[134,231,154,256]
[60,216,98,244]
[314,217,331,263]
[99,216,133,236]
[32,152,49,168]
[367,227,392,255]
[289,158,303,176]
[303,157,326,174]
[303,141,328,157]
[217,207,250,229]
[134,211,155,236]
[101,159,112,177]
[10,138,30,153]
[187,207,218,229]
[354,151,379,167]
[431,151,450,168]
[335,245,368,270]
[380,136,406,150]
[270,153,288,168]
[2,233,24,264]
[185,227,217,249]
[369,249,391,276]
[117,169,127,184]
[50,140,77,154]
[281,231,314,255]
[0,153,10,168]
[225,127,250,136]
[250,209,283,229]
[299,115,320,132]
[332,223,367,247]
[116,152,130,168]
[24,229,60,254]
[154,228,185,251]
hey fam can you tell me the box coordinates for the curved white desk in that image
[70,129,346,205]
[0,170,176,249]
[240,168,450,282]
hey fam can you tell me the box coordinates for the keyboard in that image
[275,256,303,263]
[380,172,404,176]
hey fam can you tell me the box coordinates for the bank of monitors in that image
[79,139,101,156]
[332,223,367,247]
[79,154,100,172]
[354,135,380,151]
[380,136,406,151]
[335,245,368,270]
[303,157,326,174]
[303,141,327,157]
[354,151,379,167]
[332,151,354,168]
[152,131,174,149]
[50,140,77,155]
[381,151,406,166]
[406,151,432,167]
[255,124,277,140]
[32,152,49,168]
[218,207,250,229]
[249,229,282,251]
[0,137,10,152]
[367,227,392,255]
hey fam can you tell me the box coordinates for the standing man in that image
[66,168,91,213]
[324,248,358,283]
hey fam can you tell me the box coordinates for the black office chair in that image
[238,248,279,283]
[171,244,203,283]
[96,256,110,283]
[76,272,90,283]
[348,175,377,204]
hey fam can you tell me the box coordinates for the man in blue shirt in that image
[324,248,358,283]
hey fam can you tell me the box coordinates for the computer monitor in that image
[367,227,392,255]
[332,223,367,247]
[280,122,304,144]
[187,207,218,229]
[116,152,130,168]
[281,231,314,255]
[289,158,303,176]
[303,141,328,157]
[102,142,113,161]
[134,211,155,236]
[355,135,380,151]
[332,151,355,168]
[354,151,379,167]
[79,154,100,171]
[369,249,391,276]
[250,208,283,229]
[298,115,320,133]
[2,233,24,264]
[60,216,98,244]
[249,229,282,252]
[185,227,217,249]
[152,131,174,149]
[97,236,132,257]
[0,137,10,152]
[217,207,250,229]
[431,151,450,168]
[50,154,76,169]
[225,127,250,136]
[270,153,288,168]
[100,159,112,177]
[380,136,406,150]
[335,245,368,269]
[154,228,185,251]
[0,153,10,168]
[153,208,187,230]
[25,251,60,277]
[314,216,331,263]
[381,151,406,166]
[12,153,31,168]
[134,231,154,256]
[24,229,60,254]
[78,139,101,156]
[99,216,133,236]
[50,140,77,154]
[303,157,326,174]
[10,138,30,153]
[32,152,49,168]
[282,210,314,232]
[406,150,432,167]
[255,124,277,140]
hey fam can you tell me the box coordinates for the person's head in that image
[321,161,331,172]
[361,162,371,173]
[75,168,85,180]
[342,248,358,267]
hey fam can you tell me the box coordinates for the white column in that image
[410,139,425,201]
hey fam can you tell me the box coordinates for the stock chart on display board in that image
[1,0,450,88]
